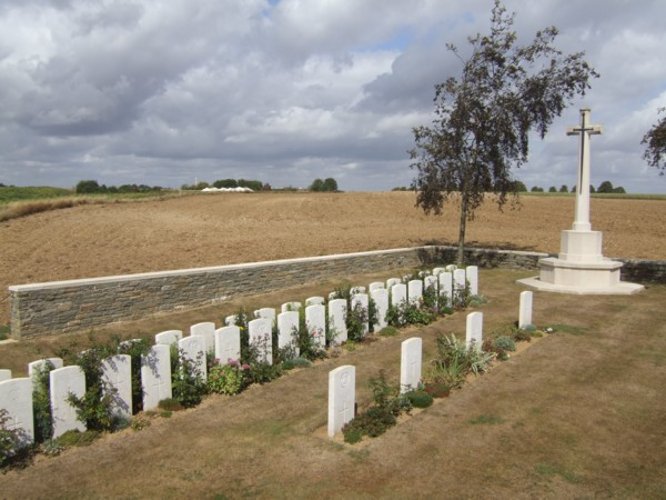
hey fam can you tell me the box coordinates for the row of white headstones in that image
[0,262,533,445]
[328,289,535,437]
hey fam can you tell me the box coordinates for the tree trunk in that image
[456,192,468,265]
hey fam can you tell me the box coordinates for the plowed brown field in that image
[1,192,664,323]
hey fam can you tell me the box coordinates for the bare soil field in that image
[0,191,664,325]
[1,269,664,498]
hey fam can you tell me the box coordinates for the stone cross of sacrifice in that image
[566,108,602,232]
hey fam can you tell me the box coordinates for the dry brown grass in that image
[1,191,664,325]
[1,268,664,498]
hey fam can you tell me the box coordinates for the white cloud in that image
[0,0,664,192]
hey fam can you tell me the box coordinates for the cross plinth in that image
[566,108,602,232]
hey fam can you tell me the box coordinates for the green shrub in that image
[41,439,65,457]
[341,370,412,444]
[405,390,434,408]
[378,326,399,337]
[282,357,312,370]
[1,409,33,469]
[346,301,368,342]
[130,416,151,431]
[208,361,249,395]
[60,343,117,432]
[158,398,184,412]
[513,329,532,342]
[343,425,363,444]
[54,429,101,448]
[32,361,56,443]
[172,351,208,408]
[117,338,151,414]
[247,361,283,385]
[494,336,516,352]
[427,334,494,389]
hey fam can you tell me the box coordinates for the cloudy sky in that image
[0,0,665,193]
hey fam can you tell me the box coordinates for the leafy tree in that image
[309,178,324,192]
[322,177,338,192]
[76,180,101,194]
[531,186,544,192]
[237,179,262,191]
[559,184,568,192]
[589,184,595,193]
[548,186,557,192]
[597,180,614,193]
[642,107,666,174]
[510,180,527,192]
[613,186,626,194]
[213,179,238,188]
[409,1,597,263]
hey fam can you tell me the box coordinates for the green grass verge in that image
[0,186,74,205]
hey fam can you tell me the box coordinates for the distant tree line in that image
[308,178,339,192]
[75,180,164,194]
[529,180,625,193]
[180,179,269,191]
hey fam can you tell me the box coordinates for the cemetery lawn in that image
[0,191,664,325]
[1,268,664,498]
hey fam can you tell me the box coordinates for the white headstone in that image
[445,264,457,272]
[453,268,466,304]
[215,326,241,365]
[178,335,207,381]
[28,357,64,389]
[465,312,483,349]
[281,302,302,313]
[155,330,183,346]
[368,281,384,292]
[407,280,423,306]
[466,266,479,296]
[350,286,366,295]
[350,293,369,336]
[327,298,348,345]
[424,275,438,292]
[327,365,355,438]
[101,354,132,419]
[439,271,453,308]
[386,277,401,289]
[432,267,446,276]
[254,307,276,327]
[190,322,216,353]
[370,288,389,331]
[0,377,34,443]
[305,296,325,306]
[224,315,238,326]
[391,283,407,308]
[519,291,534,329]
[400,337,423,393]
[327,291,339,300]
[50,366,86,438]
[305,304,326,349]
[248,317,273,365]
[141,344,172,411]
[0,369,11,382]
[277,311,299,357]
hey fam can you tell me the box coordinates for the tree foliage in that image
[642,108,666,174]
[409,1,598,263]
[309,177,339,192]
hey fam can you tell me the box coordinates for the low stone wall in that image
[9,247,435,339]
[8,245,663,339]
